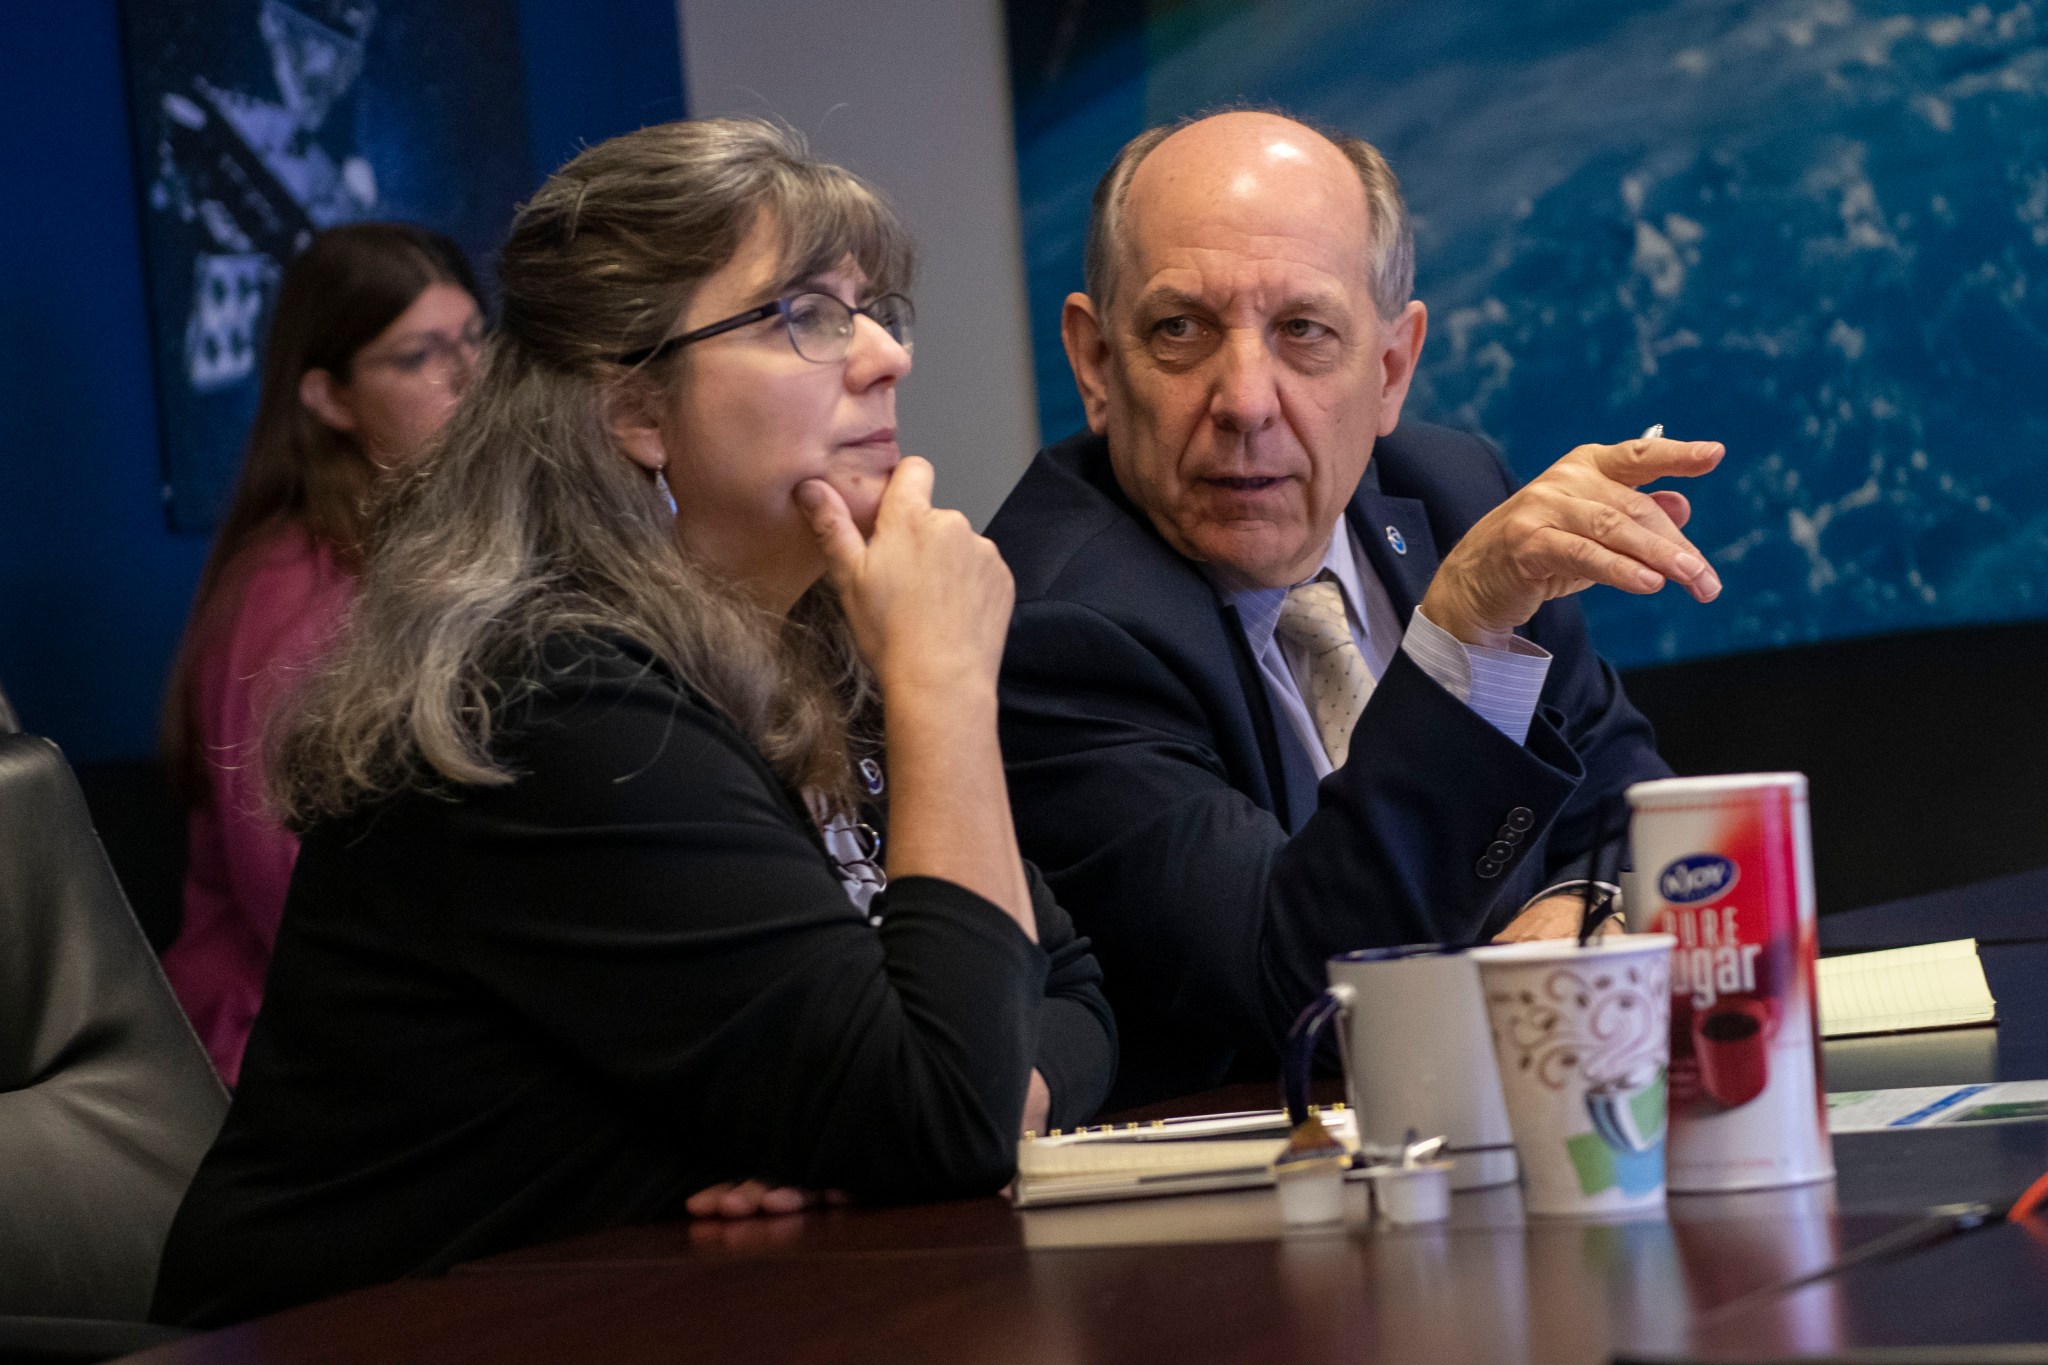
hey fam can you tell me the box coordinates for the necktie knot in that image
[1275,579,1353,658]
[1274,578,1372,768]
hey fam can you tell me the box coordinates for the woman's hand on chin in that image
[799,456,1034,938]
[794,456,1013,696]
[817,452,893,539]
[685,1180,849,1219]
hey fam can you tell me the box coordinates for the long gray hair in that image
[268,118,911,827]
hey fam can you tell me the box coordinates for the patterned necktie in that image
[1274,578,1374,768]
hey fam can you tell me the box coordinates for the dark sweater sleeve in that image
[1023,861,1116,1128]
[446,648,1047,1202]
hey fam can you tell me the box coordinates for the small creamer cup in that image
[1469,934,1676,1218]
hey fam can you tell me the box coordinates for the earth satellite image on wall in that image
[122,0,530,531]
[1011,0,2048,665]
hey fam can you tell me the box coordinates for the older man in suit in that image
[986,110,1726,1108]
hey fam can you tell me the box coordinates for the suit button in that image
[1506,807,1534,833]
[1476,857,1502,879]
[1496,824,1524,845]
[1486,840,1516,863]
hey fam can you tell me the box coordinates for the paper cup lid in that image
[1468,933,1676,967]
[1331,944,1465,963]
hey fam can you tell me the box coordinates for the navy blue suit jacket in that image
[987,424,1671,1109]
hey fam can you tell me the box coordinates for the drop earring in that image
[654,468,677,515]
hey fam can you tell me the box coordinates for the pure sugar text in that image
[1666,903,1762,1010]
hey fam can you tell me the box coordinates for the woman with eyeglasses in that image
[161,223,484,1087]
[152,120,1115,1327]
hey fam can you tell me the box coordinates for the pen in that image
[1687,1202,2001,1329]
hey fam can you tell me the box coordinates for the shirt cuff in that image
[1400,608,1553,745]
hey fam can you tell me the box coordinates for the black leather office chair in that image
[0,732,227,1361]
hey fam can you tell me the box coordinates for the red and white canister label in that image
[1624,773,1835,1192]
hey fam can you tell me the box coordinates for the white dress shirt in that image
[1217,522,1553,780]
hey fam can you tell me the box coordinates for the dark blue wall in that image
[0,6,204,766]
[518,0,688,182]
[0,1,683,765]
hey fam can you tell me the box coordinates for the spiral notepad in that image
[1012,1108,1357,1208]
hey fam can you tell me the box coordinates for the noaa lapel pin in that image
[1385,525,1407,555]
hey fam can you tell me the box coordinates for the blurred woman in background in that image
[160,223,483,1085]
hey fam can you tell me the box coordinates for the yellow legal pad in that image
[1815,938,1998,1039]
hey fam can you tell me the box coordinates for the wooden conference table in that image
[114,875,2048,1365]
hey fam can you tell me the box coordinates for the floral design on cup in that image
[1484,958,1670,1093]
[1484,956,1673,1199]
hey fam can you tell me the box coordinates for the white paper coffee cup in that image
[1469,934,1676,1217]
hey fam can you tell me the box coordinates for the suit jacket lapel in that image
[1216,600,1308,831]
[1348,481,1440,625]
[1269,675,1321,836]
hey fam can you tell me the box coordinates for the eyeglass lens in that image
[368,324,485,380]
[785,293,914,363]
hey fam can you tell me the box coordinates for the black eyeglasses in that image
[616,291,915,367]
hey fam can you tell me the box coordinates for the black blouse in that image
[153,636,1115,1326]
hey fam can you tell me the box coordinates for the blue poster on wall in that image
[121,0,533,533]
[1007,0,2048,666]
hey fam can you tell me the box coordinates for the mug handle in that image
[1283,982,1356,1125]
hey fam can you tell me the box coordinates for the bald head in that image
[1083,110,1413,321]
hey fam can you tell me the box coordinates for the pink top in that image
[162,525,356,1085]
